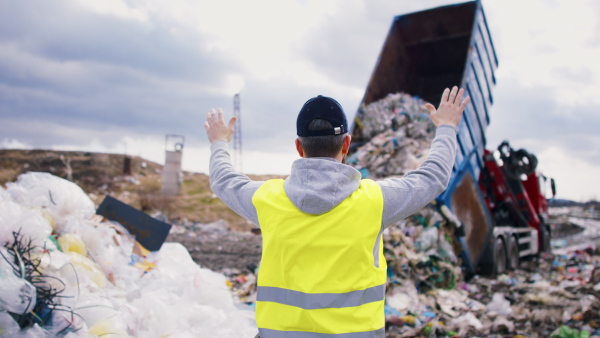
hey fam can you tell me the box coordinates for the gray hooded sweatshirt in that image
[208,125,457,231]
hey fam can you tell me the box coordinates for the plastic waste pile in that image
[0,172,256,337]
[347,92,436,178]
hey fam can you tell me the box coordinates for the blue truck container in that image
[350,0,499,273]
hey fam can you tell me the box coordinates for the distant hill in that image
[548,198,583,207]
[0,149,283,231]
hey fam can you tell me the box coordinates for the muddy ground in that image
[167,222,263,272]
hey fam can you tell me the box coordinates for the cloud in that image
[487,76,600,162]
[536,146,600,202]
[0,138,33,150]
[552,67,596,86]
[0,1,238,80]
[1,0,599,201]
[0,0,248,155]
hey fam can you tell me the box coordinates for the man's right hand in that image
[425,86,470,128]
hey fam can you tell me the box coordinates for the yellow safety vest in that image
[252,179,387,337]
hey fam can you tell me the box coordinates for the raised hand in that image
[425,86,470,128]
[204,108,237,144]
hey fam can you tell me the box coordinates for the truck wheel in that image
[494,237,507,275]
[508,237,519,270]
[540,224,551,253]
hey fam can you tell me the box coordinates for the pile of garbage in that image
[382,210,600,337]
[0,172,256,337]
[348,92,436,178]
[349,92,600,337]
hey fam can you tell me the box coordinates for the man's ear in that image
[295,138,305,158]
[341,134,352,155]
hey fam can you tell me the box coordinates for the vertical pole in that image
[233,93,242,173]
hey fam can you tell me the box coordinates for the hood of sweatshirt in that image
[284,157,362,215]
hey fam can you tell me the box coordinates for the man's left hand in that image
[204,108,237,144]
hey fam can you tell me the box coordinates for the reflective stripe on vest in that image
[252,179,386,336]
[258,327,385,338]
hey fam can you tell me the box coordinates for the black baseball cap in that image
[296,95,348,137]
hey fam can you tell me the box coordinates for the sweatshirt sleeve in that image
[378,125,457,227]
[209,140,263,225]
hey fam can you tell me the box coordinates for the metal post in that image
[233,93,242,173]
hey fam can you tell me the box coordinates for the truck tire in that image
[494,237,507,275]
[540,224,551,253]
[507,236,519,270]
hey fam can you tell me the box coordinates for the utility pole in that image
[233,93,242,173]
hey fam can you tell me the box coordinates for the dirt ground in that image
[167,226,262,272]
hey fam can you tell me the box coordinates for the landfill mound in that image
[0,172,256,337]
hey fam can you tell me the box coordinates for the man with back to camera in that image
[204,86,469,338]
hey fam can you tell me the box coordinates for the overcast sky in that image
[1,0,599,201]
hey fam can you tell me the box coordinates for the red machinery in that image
[477,141,555,274]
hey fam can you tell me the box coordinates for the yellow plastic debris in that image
[401,315,417,326]
[41,211,55,230]
[58,233,87,256]
[68,252,107,288]
[133,260,156,273]
[88,319,128,337]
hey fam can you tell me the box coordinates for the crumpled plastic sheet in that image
[0,172,257,337]
[0,192,52,248]
[5,172,96,229]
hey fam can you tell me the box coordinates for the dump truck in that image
[349,0,556,276]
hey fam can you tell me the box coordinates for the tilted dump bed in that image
[350,0,499,272]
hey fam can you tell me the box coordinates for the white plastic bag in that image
[6,172,95,229]
[129,243,257,337]
[0,247,37,314]
[486,292,513,317]
[414,226,439,252]
[0,198,52,247]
